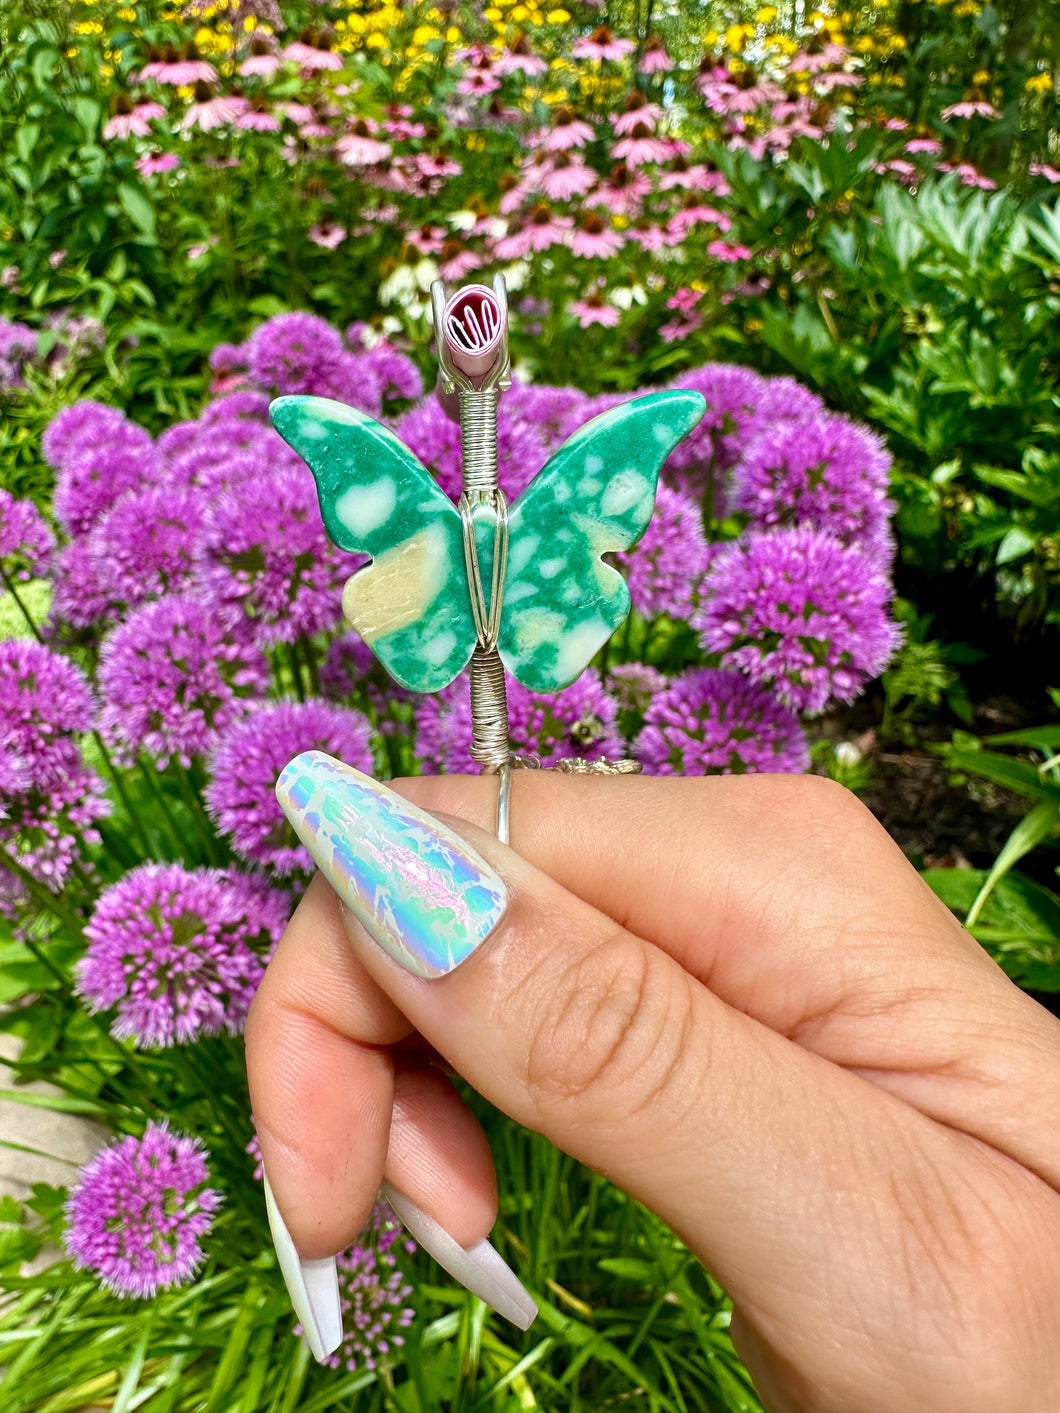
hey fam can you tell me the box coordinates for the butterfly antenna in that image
[433,279,513,821]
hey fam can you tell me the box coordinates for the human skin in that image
[245,772,1060,1412]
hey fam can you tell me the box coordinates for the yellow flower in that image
[366,30,388,46]
[972,68,990,83]
[888,72,906,85]
[724,24,746,49]
[512,2,530,18]
[546,7,570,19]
[745,317,765,333]
[484,5,503,17]
[73,19,103,33]
[244,15,256,30]
[613,213,629,228]
[953,0,980,13]
[413,23,440,43]
[116,6,137,19]
[757,4,777,20]
[1026,71,1054,94]
[888,33,906,47]
[447,26,461,40]
[466,132,487,150]
[853,34,876,51]
[541,87,567,103]
[101,62,113,77]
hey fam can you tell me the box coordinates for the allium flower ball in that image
[98,595,270,767]
[0,639,96,777]
[415,671,621,773]
[92,486,205,608]
[695,529,901,714]
[245,312,347,396]
[615,484,716,621]
[325,1203,415,1374]
[42,400,129,472]
[636,668,809,775]
[64,1122,222,1297]
[0,490,53,580]
[663,364,766,487]
[52,417,158,535]
[732,413,894,560]
[197,467,361,644]
[78,864,288,1046]
[207,699,374,871]
[48,537,115,629]
[502,380,590,454]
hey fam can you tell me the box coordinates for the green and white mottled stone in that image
[269,388,706,695]
[270,396,476,692]
[498,389,705,690]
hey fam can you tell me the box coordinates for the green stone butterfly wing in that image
[499,389,706,692]
[269,396,475,692]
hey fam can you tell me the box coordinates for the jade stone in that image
[270,389,706,693]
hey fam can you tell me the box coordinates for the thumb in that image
[275,752,922,1318]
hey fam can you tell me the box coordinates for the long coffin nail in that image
[263,1171,343,1363]
[381,1183,537,1331]
[275,751,508,979]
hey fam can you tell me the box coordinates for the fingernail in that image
[381,1183,537,1331]
[262,1171,344,1362]
[275,751,508,979]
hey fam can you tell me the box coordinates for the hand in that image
[245,760,1060,1412]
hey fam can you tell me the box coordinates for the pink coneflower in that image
[282,29,344,71]
[658,155,731,194]
[668,287,703,315]
[282,102,315,126]
[611,122,672,166]
[610,91,664,135]
[790,40,848,73]
[595,162,651,216]
[493,33,548,76]
[670,196,731,236]
[405,223,447,255]
[307,221,347,250]
[905,136,943,154]
[537,107,595,152]
[573,25,635,62]
[941,90,999,120]
[569,211,625,258]
[936,160,997,189]
[499,173,530,214]
[383,115,426,139]
[703,68,784,115]
[49,250,67,270]
[815,70,862,92]
[884,117,909,130]
[298,119,334,140]
[522,201,574,253]
[102,95,165,140]
[569,291,621,328]
[539,152,597,200]
[147,43,218,86]
[1031,163,1060,183]
[237,101,281,132]
[708,239,752,261]
[627,217,676,252]
[136,150,180,177]
[181,83,246,132]
[639,35,674,74]
[437,238,483,281]
[660,310,703,343]
[457,54,501,95]
[240,38,282,78]
[414,151,462,179]
[336,119,392,167]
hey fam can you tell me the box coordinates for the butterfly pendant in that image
[269,389,706,694]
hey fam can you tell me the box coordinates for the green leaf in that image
[996,526,1037,564]
[16,124,40,165]
[31,47,59,89]
[966,797,1060,926]
[942,745,1053,800]
[71,97,100,139]
[117,182,156,242]
[923,868,1060,990]
[597,1257,659,1281]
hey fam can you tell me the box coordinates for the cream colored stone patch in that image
[342,521,449,644]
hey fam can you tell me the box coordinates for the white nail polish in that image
[381,1182,537,1331]
[263,1171,344,1362]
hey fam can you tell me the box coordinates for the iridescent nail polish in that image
[276,750,507,978]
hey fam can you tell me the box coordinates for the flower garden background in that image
[0,0,1058,1407]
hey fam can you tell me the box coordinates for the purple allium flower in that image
[98,595,270,767]
[43,401,128,472]
[0,490,54,580]
[607,661,668,716]
[501,380,591,454]
[732,413,894,559]
[164,422,298,494]
[0,321,36,387]
[415,670,621,773]
[78,864,288,1046]
[92,486,205,609]
[324,1202,415,1374]
[662,364,767,498]
[200,390,271,425]
[197,467,361,644]
[64,1121,222,1297]
[53,418,159,535]
[209,341,247,377]
[48,537,115,629]
[206,699,374,871]
[312,350,385,417]
[635,667,809,774]
[615,484,716,621]
[245,312,347,396]
[751,375,825,426]
[695,529,901,714]
[0,639,96,775]
[395,397,548,501]
[556,390,635,442]
[357,338,424,404]
[157,419,203,466]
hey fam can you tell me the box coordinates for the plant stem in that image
[0,567,44,642]
[91,730,154,858]
[136,753,188,860]
[284,643,306,701]
[0,842,84,935]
